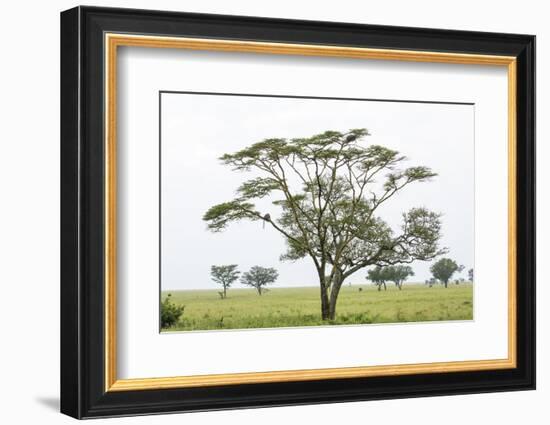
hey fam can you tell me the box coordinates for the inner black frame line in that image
[159,90,475,106]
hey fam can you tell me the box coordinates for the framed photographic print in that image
[60,6,535,419]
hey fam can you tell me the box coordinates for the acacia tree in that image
[384,265,414,290]
[210,265,240,299]
[367,266,389,291]
[204,129,445,320]
[241,266,279,295]
[430,258,463,288]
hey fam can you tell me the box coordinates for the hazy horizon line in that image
[162,281,474,292]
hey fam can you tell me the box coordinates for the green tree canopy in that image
[240,266,279,295]
[367,266,389,291]
[384,265,414,290]
[210,264,240,299]
[430,258,462,288]
[204,129,446,319]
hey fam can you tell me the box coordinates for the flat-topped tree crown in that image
[210,264,240,299]
[204,129,446,319]
[240,266,279,296]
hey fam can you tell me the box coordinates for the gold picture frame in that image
[104,33,517,392]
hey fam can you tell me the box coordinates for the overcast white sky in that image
[161,93,474,290]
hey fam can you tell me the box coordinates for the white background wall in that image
[0,1,545,424]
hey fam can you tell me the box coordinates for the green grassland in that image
[161,283,473,332]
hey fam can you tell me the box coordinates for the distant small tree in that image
[430,258,463,288]
[160,294,185,328]
[367,266,388,291]
[240,266,279,295]
[211,265,240,299]
[468,268,474,282]
[384,265,414,290]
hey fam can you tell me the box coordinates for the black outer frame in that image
[60,6,535,419]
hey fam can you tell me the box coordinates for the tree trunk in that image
[328,271,344,320]
[320,284,330,320]
[444,280,448,288]
[258,287,262,296]
[398,282,402,290]
[383,282,387,291]
[223,285,227,298]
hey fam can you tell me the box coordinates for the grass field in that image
[161,283,473,332]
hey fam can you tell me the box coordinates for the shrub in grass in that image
[161,294,185,328]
